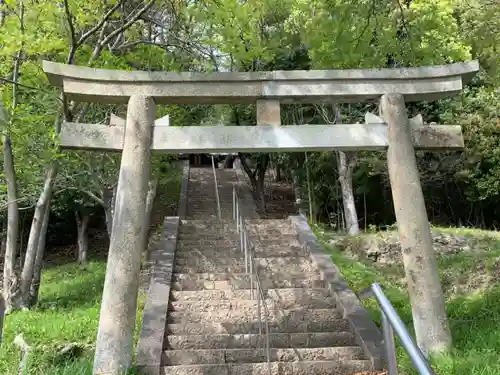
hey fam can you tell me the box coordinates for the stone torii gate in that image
[42,60,478,375]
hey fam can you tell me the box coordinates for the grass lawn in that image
[315,225,500,375]
[0,261,145,374]
[0,164,182,375]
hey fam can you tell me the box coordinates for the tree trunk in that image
[255,176,266,211]
[337,151,360,235]
[335,107,360,235]
[75,210,90,265]
[238,153,269,211]
[145,177,158,230]
[2,135,20,311]
[103,185,117,238]
[305,153,315,222]
[142,177,158,258]
[223,154,235,169]
[18,165,57,309]
[29,201,51,307]
[256,155,269,210]
[381,93,452,355]
[292,169,306,217]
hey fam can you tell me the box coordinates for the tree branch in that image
[99,0,156,48]
[77,0,124,46]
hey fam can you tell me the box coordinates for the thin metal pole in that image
[236,204,240,232]
[244,231,248,274]
[371,283,436,375]
[257,282,262,335]
[249,247,253,298]
[232,185,236,220]
[382,310,399,375]
[240,228,244,254]
[211,156,222,220]
[265,314,271,375]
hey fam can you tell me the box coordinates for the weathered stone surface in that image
[171,273,325,290]
[166,318,350,335]
[59,122,465,152]
[109,113,170,127]
[165,332,356,350]
[136,217,179,375]
[160,360,372,375]
[93,95,155,375]
[256,99,281,126]
[159,165,380,374]
[162,347,364,365]
[332,231,479,265]
[290,215,384,370]
[382,93,452,355]
[43,60,479,104]
[167,308,343,325]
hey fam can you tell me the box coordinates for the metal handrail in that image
[232,184,272,374]
[359,282,437,375]
[211,155,222,219]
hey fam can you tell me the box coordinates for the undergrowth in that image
[315,225,500,375]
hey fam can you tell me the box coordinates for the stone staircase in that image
[161,166,376,374]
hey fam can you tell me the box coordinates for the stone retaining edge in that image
[136,217,180,375]
[289,214,384,370]
[177,159,190,219]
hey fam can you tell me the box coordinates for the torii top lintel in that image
[42,60,479,105]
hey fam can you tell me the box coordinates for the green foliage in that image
[285,0,470,69]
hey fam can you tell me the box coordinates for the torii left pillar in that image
[93,95,155,375]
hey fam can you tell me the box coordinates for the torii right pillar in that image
[380,93,452,356]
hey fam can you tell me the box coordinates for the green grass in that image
[0,166,183,375]
[315,225,500,375]
[0,261,147,374]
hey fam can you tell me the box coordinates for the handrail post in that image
[249,245,254,299]
[371,283,436,375]
[244,230,249,274]
[232,190,271,375]
[382,310,399,375]
[236,204,240,232]
[211,155,222,220]
[232,185,236,221]
[257,281,262,335]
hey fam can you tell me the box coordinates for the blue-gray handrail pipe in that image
[359,282,437,375]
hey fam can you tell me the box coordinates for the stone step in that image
[173,256,311,268]
[169,294,336,311]
[160,360,372,375]
[162,347,364,365]
[171,288,330,302]
[167,308,343,325]
[171,271,324,283]
[174,257,317,274]
[177,235,300,247]
[171,273,326,291]
[166,318,350,335]
[180,223,296,234]
[174,246,308,259]
[247,228,297,236]
[176,239,239,249]
[165,332,357,350]
[177,232,239,240]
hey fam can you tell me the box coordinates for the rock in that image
[336,231,480,265]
